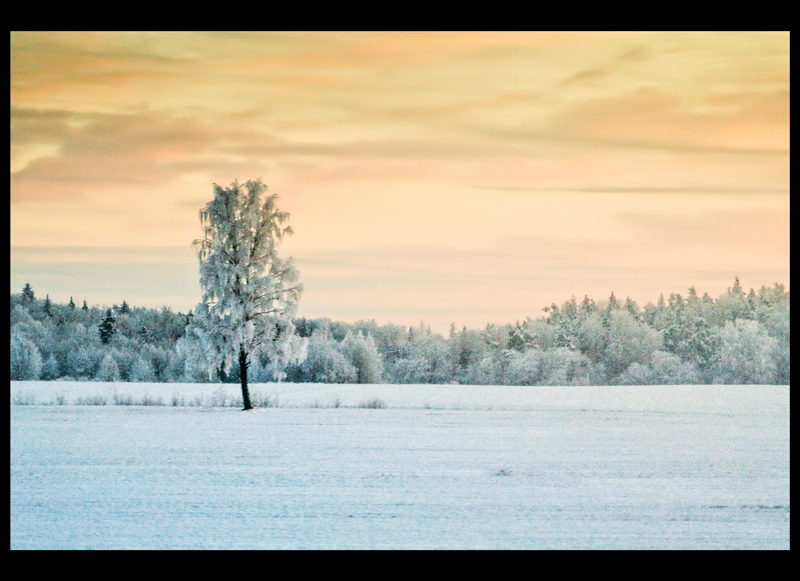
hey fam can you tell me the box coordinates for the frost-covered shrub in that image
[174,330,218,382]
[41,354,60,381]
[10,332,42,380]
[11,318,52,361]
[506,350,542,385]
[138,393,163,406]
[76,394,107,405]
[358,397,386,409]
[763,305,790,385]
[615,362,650,386]
[714,319,777,384]
[138,344,170,382]
[10,304,35,327]
[113,391,134,405]
[300,330,357,383]
[65,346,102,380]
[541,348,600,386]
[341,331,383,383]
[96,353,121,382]
[616,350,700,385]
[648,350,701,384]
[163,342,191,382]
[59,323,103,380]
[249,391,277,408]
[129,356,156,382]
[247,358,273,383]
[448,327,488,381]
[506,347,601,386]
[462,351,508,385]
[574,316,607,363]
[392,356,435,384]
[603,310,663,379]
[102,342,137,381]
[389,329,450,384]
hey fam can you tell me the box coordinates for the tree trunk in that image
[239,347,252,411]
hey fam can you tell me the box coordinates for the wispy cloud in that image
[561,68,609,87]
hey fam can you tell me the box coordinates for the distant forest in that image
[10,279,789,385]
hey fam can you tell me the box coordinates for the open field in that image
[11,382,789,549]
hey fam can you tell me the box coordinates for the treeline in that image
[10,278,790,385]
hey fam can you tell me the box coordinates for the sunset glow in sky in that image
[10,32,789,332]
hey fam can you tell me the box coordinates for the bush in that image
[10,332,42,380]
[96,353,121,382]
[76,394,107,405]
[507,348,600,386]
[113,392,134,405]
[138,394,163,406]
[714,319,778,384]
[250,391,277,408]
[603,310,663,380]
[12,391,36,405]
[129,356,156,382]
[359,397,387,409]
[41,354,60,381]
[341,331,383,384]
[616,351,701,385]
[301,330,357,383]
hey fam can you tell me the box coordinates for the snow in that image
[10,382,790,549]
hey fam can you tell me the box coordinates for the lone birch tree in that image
[192,179,303,410]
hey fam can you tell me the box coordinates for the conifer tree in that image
[99,308,116,344]
[120,300,131,314]
[44,294,52,317]
[22,283,35,304]
[69,297,76,309]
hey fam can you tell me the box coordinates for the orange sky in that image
[10,32,790,332]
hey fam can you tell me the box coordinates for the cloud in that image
[614,208,789,250]
[560,68,609,87]
[617,46,651,63]
[473,185,787,194]
[538,87,789,155]
[10,108,274,202]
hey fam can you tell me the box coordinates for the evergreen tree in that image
[99,308,116,344]
[82,300,89,311]
[602,291,618,328]
[69,296,76,309]
[624,297,639,319]
[22,283,35,304]
[507,321,534,352]
[120,300,131,314]
[580,295,596,315]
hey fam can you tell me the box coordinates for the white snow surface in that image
[11,382,789,549]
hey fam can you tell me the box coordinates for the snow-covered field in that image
[11,382,789,549]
